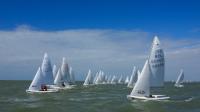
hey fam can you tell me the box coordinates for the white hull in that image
[83,84,95,87]
[50,85,75,90]
[127,95,170,101]
[174,84,184,88]
[26,89,59,93]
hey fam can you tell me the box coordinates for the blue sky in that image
[0,0,200,81]
[0,0,200,36]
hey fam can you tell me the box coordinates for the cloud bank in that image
[0,26,199,81]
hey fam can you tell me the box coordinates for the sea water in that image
[0,80,199,112]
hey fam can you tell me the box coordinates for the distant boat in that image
[54,68,65,88]
[52,64,57,79]
[26,67,58,93]
[107,75,112,84]
[61,57,70,85]
[174,69,184,88]
[125,76,129,84]
[127,60,170,100]
[94,70,106,84]
[93,72,99,84]
[83,69,94,86]
[127,66,138,88]
[95,71,102,84]
[149,36,165,87]
[111,75,117,84]
[69,67,76,85]
[118,75,123,84]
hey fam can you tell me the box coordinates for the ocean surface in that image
[0,81,200,112]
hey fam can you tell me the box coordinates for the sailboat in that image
[107,75,112,84]
[95,71,102,84]
[149,36,165,87]
[60,57,70,84]
[52,57,74,89]
[83,69,94,86]
[127,60,170,100]
[93,72,99,84]
[118,75,123,84]
[52,64,57,79]
[125,76,129,84]
[127,67,138,88]
[53,68,66,89]
[69,67,76,85]
[111,75,117,84]
[174,69,184,87]
[26,67,59,93]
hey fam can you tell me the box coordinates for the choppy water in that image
[0,81,200,112]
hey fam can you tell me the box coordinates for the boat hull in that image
[26,89,59,93]
[127,95,170,101]
[174,84,184,88]
[50,85,76,90]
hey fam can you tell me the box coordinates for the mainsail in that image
[125,76,129,84]
[127,67,138,88]
[41,53,54,85]
[83,69,93,85]
[61,57,70,85]
[111,75,117,84]
[93,72,99,84]
[52,64,57,79]
[175,69,184,86]
[69,67,75,84]
[54,68,64,87]
[149,36,165,87]
[118,75,123,84]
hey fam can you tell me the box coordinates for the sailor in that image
[62,82,65,87]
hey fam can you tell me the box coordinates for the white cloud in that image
[0,25,199,81]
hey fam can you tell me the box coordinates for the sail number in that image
[137,90,145,94]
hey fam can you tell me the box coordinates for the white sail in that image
[95,71,102,84]
[41,53,54,85]
[111,75,117,84]
[105,75,108,83]
[69,67,75,84]
[52,65,57,79]
[137,70,141,79]
[149,36,165,87]
[118,75,123,84]
[28,67,43,91]
[127,67,138,88]
[101,71,107,84]
[93,72,98,84]
[175,69,184,86]
[125,76,129,84]
[83,69,93,85]
[61,57,70,85]
[54,68,64,87]
[130,60,150,97]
